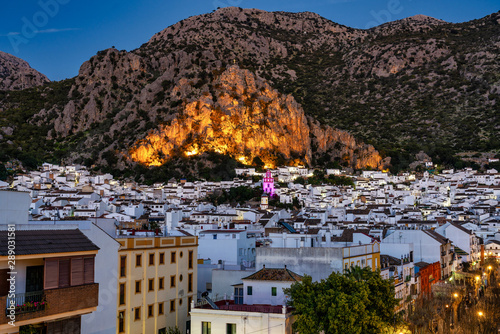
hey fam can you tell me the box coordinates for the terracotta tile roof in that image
[0,229,99,256]
[242,266,302,282]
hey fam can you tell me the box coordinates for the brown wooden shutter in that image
[71,257,84,286]
[58,259,70,288]
[44,259,59,289]
[84,257,95,284]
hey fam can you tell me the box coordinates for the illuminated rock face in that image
[129,66,384,170]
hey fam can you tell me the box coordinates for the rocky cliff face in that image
[0,51,49,90]
[0,7,498,172]
[129,66,383,169]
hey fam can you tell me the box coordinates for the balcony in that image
[0,283,98,326]
[5,291,45,315]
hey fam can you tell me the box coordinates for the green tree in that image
[286,267,399,334]
[0,163,7,181]
[166,327,181,334]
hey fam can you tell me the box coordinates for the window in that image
[271,287,277,296]
[120,255,126,277]
[149,279,154,292]
[188,273,193,292]
[158,302,164,315]
[134,307,141,321]
[149,253,155,266]
[148,304,154,318]
[202,321,211,334]
[188,297,192,314]
[234,287,243,305]
[119,283,125,305]
[170,275,176,288]
[135,280,141,294]
[170,300,175,312]
[226,323,236,334]
[171,252,176,264]
[118,311,125,333]
[136,254,142,267]
[188,251,193,269]
[159,252,165,265]
[159,277,164,290]
[247,286,252,295]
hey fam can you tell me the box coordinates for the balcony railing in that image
[5,291,45,315]
[0,283,98,326]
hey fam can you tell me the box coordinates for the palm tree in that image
[344,265,373,281]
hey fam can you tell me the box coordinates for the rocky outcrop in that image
[0,51,49,90]
[2,7,499,172]
[129,66,384,169]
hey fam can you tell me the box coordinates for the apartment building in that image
[0,229,100,334]
[116,235,198,334]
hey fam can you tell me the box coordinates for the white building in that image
[190,266,300,334]
[198,230,256,267]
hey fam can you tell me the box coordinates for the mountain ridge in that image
[0,51,49,91]
[0,7,499,174]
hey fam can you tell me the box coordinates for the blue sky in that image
[1,0,498,81]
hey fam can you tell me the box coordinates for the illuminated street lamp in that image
[453,293,458,298]
[478,311,484,317]
[487,265,492,270]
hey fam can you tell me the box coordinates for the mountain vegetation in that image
[0,8,499,176]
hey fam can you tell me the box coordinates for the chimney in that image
[284,265,287,269]
[263,264,265,269]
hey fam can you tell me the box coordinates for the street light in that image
[453,293,458,298]
[478,311,484,317]
[487,265,492,270]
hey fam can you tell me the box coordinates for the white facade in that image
[243,279,290,306]
[256,244,380,282]
[190,306,291,334]
[435,222,480,262]
[0,190,31,224]
[198,230,256,267]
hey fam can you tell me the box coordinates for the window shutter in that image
[71,258,84,286]
[44,259,59,289]
[58,259,70,288]
[84,257,95,284]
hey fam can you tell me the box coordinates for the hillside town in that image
[0,163,499,333]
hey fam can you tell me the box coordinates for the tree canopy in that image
[285,266,399,334]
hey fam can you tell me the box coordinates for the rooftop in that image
[196,300,292,314]
[0,229,99,256]
[242,266,302,282]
